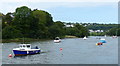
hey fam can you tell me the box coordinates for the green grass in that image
[2,38,51,43]
[65,35,78,38]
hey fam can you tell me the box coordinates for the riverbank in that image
[65,35,78,38]
[2,38,51,43]
[2,35,78,43]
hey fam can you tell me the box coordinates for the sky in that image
[0,0,119,24]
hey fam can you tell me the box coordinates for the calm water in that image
[0,43,2,65]
[2,36,118,64]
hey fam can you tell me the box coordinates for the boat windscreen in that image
[19,45,22,48]
[27,45,30,48]
[55,38,59,40]
[23,45,25,48]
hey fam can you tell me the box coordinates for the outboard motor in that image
[35,46,39,49]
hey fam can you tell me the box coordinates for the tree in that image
[2,26,22,39]
[74,23,89,37]
[4,13,13,25]
[107,27,120,36]
[12,6,33,38]
[65,23,89,37]
[32,10,53,26]
[65,27,79,36]
[32,10,54,38]
[48,21,65,39]
[0,13,3,17]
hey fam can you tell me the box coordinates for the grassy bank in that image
[2,35,78,43]
[65,35,78,38]
[2,38,51,43]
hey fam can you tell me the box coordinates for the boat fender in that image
[60,48,63,51]
[97,42,103,45]
[96,43,98,46]
[8,54,12,57]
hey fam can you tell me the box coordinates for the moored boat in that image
[112,36,117,38]
[54,37,61,43]
[83,36,87,40]
[104,35,107,37]
[13,44,41,56]
[100,38,106,43]
[96,42,103,45]
[96,38,106,46]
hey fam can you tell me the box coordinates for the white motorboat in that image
[54,37,61,43]
[83,36,87,40]
[13,44,41,56]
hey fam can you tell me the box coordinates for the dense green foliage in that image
[65,23,89,37]
[2,6,119,40]
[2,26,22,39]
[90,32,105,36]
[106,27,120,36]
[48,21,65,38]
[2,6,89,39]
[83,23,119,36]
[86,23,118,31]
[0,12,4,17]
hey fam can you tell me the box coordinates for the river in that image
[2,36,118,64]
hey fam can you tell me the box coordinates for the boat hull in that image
[54,40,61,43]
[99,40,106,43]
[13,50,41,56]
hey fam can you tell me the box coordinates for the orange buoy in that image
[8,54,12,57]
[97,42,103,45]
[60,48,63,51]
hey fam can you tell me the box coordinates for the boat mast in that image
[116,29,118,36]
[23,37,25,44]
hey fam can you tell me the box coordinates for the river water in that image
[2,36,118,64]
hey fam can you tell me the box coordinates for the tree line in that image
[1,6,89,39]
[84,23,119,36]
[1,6,119,40]
[86,23,120,36]
[86,23,118,31]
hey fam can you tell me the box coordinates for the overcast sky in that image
[0,0,119,24]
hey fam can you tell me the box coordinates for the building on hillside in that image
[64,23,74,27]
[89,30,104,33]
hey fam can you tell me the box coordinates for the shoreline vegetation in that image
[2,35,78,43]
[65,35,78,38]
[2,35,119,43]
[2,38,51,43]
[2,36,119,43]
[1,6,90,41]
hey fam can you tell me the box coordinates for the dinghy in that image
[83,36,87,40]
[54,37,61,43]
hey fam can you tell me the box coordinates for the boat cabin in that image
[55,37,60,40]
[19,44,31,49]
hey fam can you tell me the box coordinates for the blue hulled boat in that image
[13,44,41,56]
[99,38,106,43]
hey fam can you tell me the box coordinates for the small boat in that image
[13,44,41,56]
[83,36,87,40]
[104,35,107,37]
[96,38,106,46]
[54,37,61,43]
[112,36,117,38]
[99,38,106,43]
[96,42,103,45]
